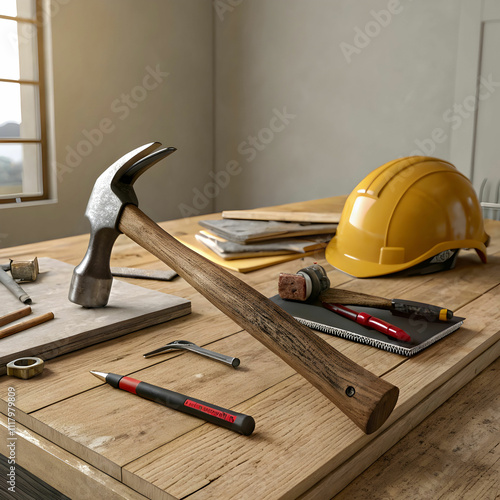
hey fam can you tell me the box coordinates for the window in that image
[0,0,50,204]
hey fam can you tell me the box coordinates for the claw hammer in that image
[68,143,399,434]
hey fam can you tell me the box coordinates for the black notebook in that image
[271,295,464,356]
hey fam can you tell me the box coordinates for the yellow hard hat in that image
[326,156,489,278]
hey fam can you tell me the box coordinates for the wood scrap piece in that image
[0,312,54,340]
[195,232,331,260]
[111,267,177,281]
[222,195,347,223]
[0,305,31,327]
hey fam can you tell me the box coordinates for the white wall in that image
[0,0,214,247]
[213,0,461,210]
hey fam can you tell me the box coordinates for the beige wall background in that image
[213,0,461,210]
[1,0,463,247]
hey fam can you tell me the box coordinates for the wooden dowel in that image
[0,312,54,340]
[0,306,32,328]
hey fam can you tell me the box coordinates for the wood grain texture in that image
[0,414,150,500]
[120,284,500,499]
[332,356,500,500]
[119,204,398,434]
[0,258,190,374]
[222,195,348,223]
[320,288,392,309]
[25,333,297,476]
[301,341,500,499]
[0,209,498,500]
[0,453,70,500]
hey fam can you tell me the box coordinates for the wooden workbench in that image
[0,213,499,499]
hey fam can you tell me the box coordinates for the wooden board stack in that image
[179,196,346,272]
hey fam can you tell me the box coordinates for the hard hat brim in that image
[326,238,488,278]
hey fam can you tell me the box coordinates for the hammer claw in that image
[121,147,177,184]
[109,142,162,185]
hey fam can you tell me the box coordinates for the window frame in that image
[0,0,50,204]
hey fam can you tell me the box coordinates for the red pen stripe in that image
[322,302,412,342]
[184,399,237,423]
[119,376,141,394]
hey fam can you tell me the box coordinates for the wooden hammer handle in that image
[119,205,399,434]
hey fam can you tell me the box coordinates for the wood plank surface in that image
[0,258,191,374]
[331,355,500,500]
[0,207,498,500]
[222,196,347,223]
[0,414,150,500]
[302,341,500,499]
[0,453,70,500]
[121,286,500,499]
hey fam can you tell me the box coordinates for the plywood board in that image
[222,195,348,223]
[0,258,190,374]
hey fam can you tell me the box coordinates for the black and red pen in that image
[322,302,412,343]
[90,371,255,435]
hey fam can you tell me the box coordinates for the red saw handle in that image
[119,205,399,434]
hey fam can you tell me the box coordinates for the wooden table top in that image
[0,213,499,500]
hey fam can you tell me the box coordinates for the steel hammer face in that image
[68,142,176,308]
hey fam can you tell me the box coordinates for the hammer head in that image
[68,142,176,307]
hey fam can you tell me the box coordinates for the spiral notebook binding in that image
[295,317,463,357]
